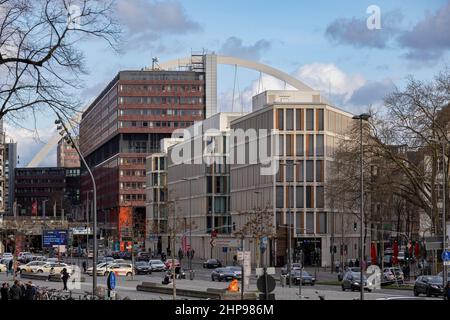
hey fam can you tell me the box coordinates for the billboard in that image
[43,230,68,247]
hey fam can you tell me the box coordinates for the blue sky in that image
[7,0,450,166]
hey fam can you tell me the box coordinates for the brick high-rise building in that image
[79,69,206,250]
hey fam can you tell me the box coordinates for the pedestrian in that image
[355,259,360,268]
[9,280,22,300]
[7,259,13,277]
[23,281,36,300]
[444,281,450,301]
[1,283,9,301]
[178,248,183,261]
[349,260,354,268]
[82,261,87,273]
[167,248,171,257]
[61,268,70,291]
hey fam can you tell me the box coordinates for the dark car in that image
[119,251,132,260]
[211,266,242,281]
[285,270,315,286]
[111,251,121,259]
[134,261,152,275]
[203,259,222,269]
[281,263,302,275]
[414,276,444,297]
[137,252,151,262]
[341,272,372,292]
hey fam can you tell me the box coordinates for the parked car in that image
[165,259,181,269]
[414,276,444,297]
[134,261,152,275]
[381,269,396,285]
[36,262,72,274]
[18,261,48,273]
[119,251,132,260]
[149,260,166,271]
[87,262,111,276]
[211,266,242,282]
[287,270,316,286]
[105,263,134,277]
[18,252,33,263]
[98,256,115,264]
[31,255,46,262]
[281,263,302,275]
[1,253,13,259]
[341,272,373,292]
[111,251,121,259]
[203,259,222,269]
[137,252,151,261]
[383,267,404,284]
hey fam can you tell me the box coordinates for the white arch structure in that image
[159,55,314,91]
[27,54,315,167]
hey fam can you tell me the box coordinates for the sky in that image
[5,0,450,167]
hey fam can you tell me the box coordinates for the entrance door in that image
[296,238,322,266]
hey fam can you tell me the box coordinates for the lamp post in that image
[55,115,98,298]
[430,138,448,297]
[352,113,371,301]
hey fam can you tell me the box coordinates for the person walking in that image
[1,283,9,301]
[23,282,36,300]
[61,268,70,291]
[178,248,183,261]
[7,259,13,277]
[9,280,22,300]
[82,261,87,274]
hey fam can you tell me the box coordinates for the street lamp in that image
[55,115,98,299]
[352,113,371,301]
[430,138,449,297]
[182,177,199,280]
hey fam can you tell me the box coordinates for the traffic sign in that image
[107,271,116,290]
[441,249,450,262]
[257,275,276,293]
[211,238,240,248]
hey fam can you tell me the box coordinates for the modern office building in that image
[5,142,17,215]
[229,90,355,267]
[79,69,206,250]
[57,138,80,168]
[165,112,245,261]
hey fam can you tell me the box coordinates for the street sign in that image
[211,238,241,248]
[107,271,116,291]
[442,249,450,262]
[257,275,276,293]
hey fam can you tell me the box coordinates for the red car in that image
[165,259,180,269]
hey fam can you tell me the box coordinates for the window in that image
[307,134,314,156]
[317,109,324,131]
[286,134,293,156]
[316,186,324,208]
[306,186,314,208]
[316,134,324,156]
[277,109,284,130]
[296,134,304,156]
[316,160,324,182]
[276,187,284,208]
[306,160,314,182]
[296,109,303,130]
[286,109,294,130]
[278,135,284,156]
[318,212,327,234]
[306,212,314,233]
[286,161,294,182]
[306,109,314,131]
[296,161,304,182]
[296,186,304,208]
[277,163,284,182]
[288,186,294,208]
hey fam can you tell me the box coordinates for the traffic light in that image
[353,222,357,231]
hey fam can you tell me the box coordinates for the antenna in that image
[152,57,159,70]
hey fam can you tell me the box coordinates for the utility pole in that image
[353,113,371,301]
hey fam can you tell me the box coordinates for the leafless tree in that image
[0,0,120,128]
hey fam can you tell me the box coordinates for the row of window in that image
[119,121,194,129]
[120,96,203,105]
[119,170,146,177]
[276,108,324,131]
[278,134,324,157]
[119,108,203,117]
[277,160,324,183]
[120,84,203,93]
[120,194,146,201]
[16,179,65,184]
[119,157,146,165]
[276,185,325,209]
[121,73,203,81]
[120,182,146,190]
[277,211,327,234]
